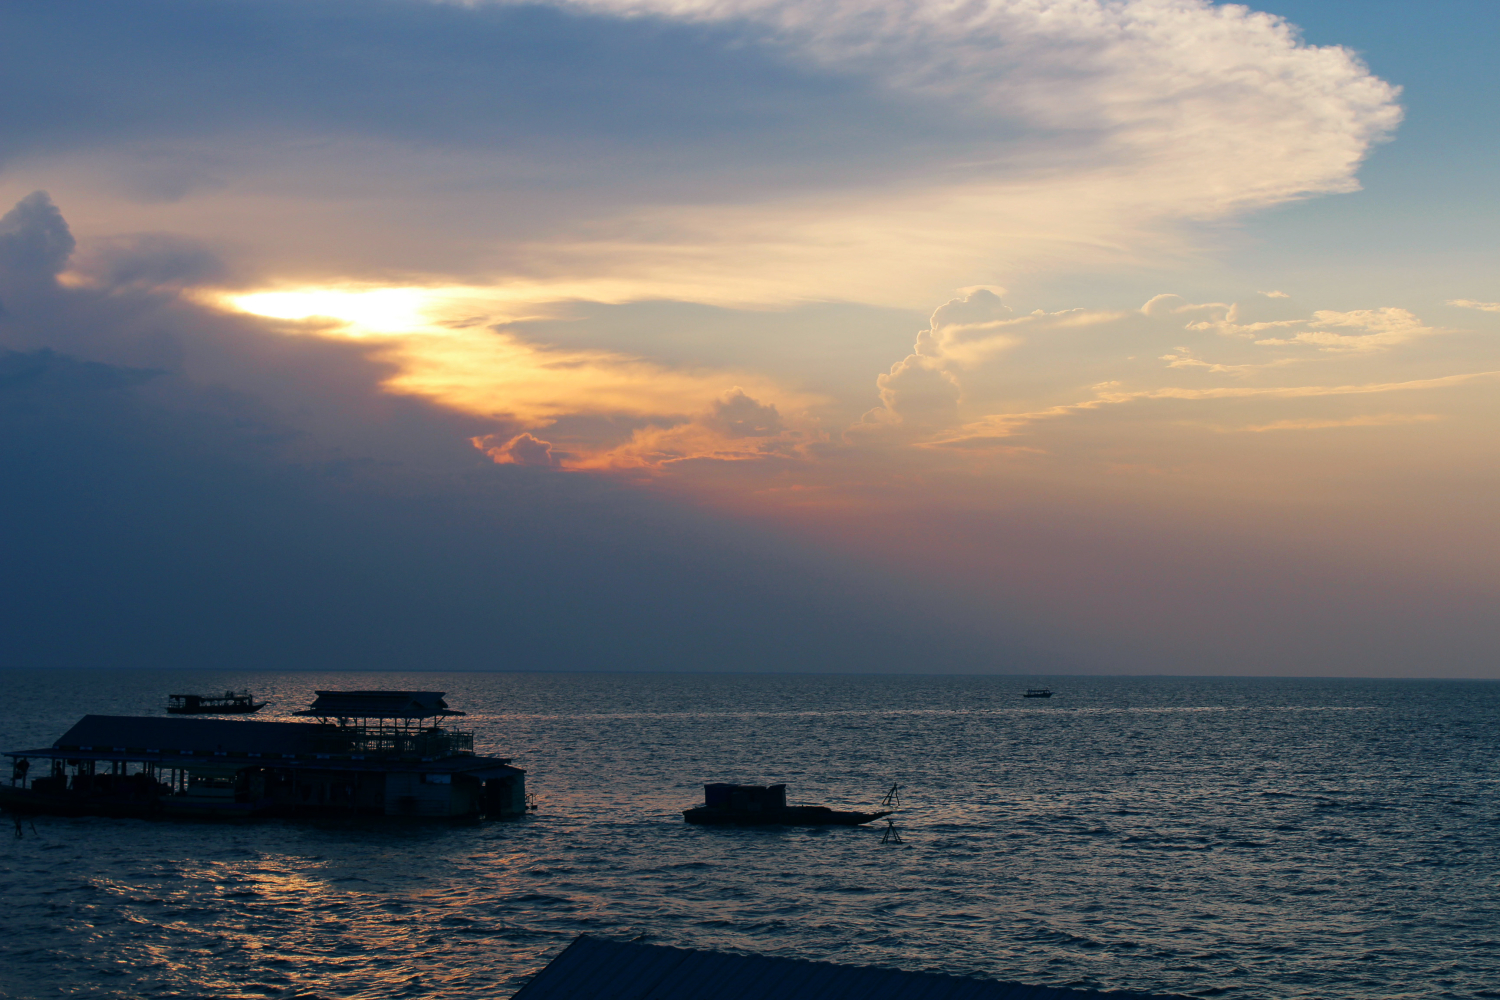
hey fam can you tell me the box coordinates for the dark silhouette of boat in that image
[683,783,890,827]
[1024,688,1053,698]
[166,690,266,714]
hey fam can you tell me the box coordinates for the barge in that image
[2,691,527,820]
[683,783,890,827]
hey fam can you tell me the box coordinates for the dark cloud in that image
[0,192,74,280]
[707,388,782,438]
[75,233,228,291]
[0,194,1025,672]
[0,0,986,196]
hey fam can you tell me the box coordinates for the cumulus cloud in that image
[473,431,561,467]
[0,192,74,281]
[705,386,783,438]
[862,354,962,430]
[1449,299,1500,313]
[914,288,1018,363]
[1,0,1400,306]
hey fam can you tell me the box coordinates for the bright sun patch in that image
[229,287,435,335]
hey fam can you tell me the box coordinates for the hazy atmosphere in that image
[3,0,1497,676]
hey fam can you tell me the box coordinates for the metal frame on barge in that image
[2,691,527,821]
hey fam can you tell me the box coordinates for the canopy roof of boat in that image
[293,691,465,720]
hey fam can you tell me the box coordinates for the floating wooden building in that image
[1,691,526,820]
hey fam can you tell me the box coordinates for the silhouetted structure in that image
[167,690,266,714]
[683,783,890,826]
[1,691,525,820]
[510,935,1196,1000]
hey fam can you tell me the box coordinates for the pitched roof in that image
[293,691,465,719]
[510,935,1194,1000]
[50,715,326,756]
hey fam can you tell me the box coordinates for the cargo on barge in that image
[2,691,527,820]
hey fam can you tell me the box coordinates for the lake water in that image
[0,672,1496,1000]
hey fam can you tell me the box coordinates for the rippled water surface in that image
[1,672,1497,1000]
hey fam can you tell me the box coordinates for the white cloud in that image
[1252,308,1438,351]
[500,0,1403,305]
[1449,299,1500,313]
[934,369,1498,445]
[10,0,1401,309]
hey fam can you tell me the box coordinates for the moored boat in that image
[167,690,266,714]
[682,783,890,827]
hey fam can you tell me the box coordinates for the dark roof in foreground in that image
[510,935,1196,1000]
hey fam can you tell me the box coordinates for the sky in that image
[1,0,1496,676]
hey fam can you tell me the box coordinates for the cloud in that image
[1251,307,1439,351]
[1219,413,1442,433]
[473,431,560,467]
[0,192,74,280]
[1165,301,1440,352]
[72,232,227,291]
[0,196,1021,673]
[914,288,1020,364]
[1158,348,1296,375]
[859,354,962,432]
[569,387,807,472]
[706,386,783,438]
[1259,290,1291,298]
[1,0,1401,305]
[934,369,1500,445]
[1449,299,1500,313]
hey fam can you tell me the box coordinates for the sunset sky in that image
[2,0,1496,676]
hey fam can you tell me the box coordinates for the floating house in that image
[510,935,1195,1000]
[1,691,526,820]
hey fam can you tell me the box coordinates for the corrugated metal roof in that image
[293,691,464,719]
[510,936,1195,1000]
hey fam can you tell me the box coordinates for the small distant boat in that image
[683,783,890,827]
[1024,688,1053,698]
[165,690,266,714]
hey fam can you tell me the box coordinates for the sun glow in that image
[228,287,437,335]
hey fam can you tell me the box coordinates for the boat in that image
[682,783,891,827]
[1024,688,1052,698]
[2,691,529,820]
[166,690,266,714]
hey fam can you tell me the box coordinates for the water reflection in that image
[0,673,1496,1000]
